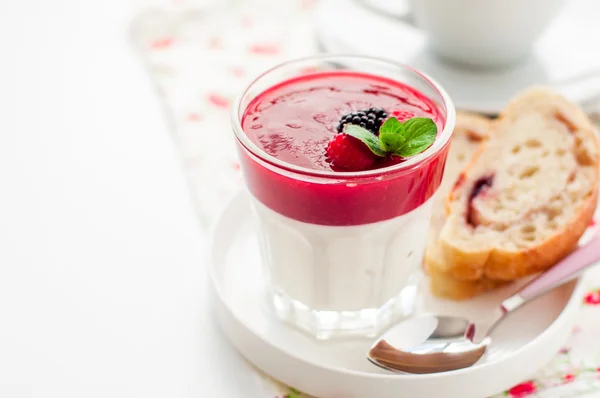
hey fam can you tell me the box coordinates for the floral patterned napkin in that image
[130,1,600,396]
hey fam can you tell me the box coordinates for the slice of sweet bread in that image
[424,112,508,299]
[436,87,599,285]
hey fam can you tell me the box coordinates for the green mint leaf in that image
[379,116,403,135]
[343,124,386,157]
[379,117,406,153]
[393,117,437,157]
[379,131,405,153]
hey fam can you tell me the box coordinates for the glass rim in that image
[231,54,456,179]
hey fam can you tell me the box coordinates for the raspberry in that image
[390,110,416,122]
[325,134,376,171]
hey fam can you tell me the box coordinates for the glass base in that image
[271,273,420,340]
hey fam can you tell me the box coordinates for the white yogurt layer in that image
[251,197,434,312]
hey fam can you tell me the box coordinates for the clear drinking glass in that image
[231,55,455,339]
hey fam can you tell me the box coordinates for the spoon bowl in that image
[368,314,492,374]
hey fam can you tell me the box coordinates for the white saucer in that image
[208,191,588,398]
[315,0,600,114]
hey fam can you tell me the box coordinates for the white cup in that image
[411,0,566,68]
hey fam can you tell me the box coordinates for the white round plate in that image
[208,191,588,398]
[314,0,600,114]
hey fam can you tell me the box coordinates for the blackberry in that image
[337,107,388,135]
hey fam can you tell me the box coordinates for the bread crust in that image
[427,255,508,300]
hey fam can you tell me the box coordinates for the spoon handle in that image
[503,230,600,310]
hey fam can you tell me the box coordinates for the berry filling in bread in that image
[466,175,495,227]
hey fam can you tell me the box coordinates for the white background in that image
[0,1,256,396]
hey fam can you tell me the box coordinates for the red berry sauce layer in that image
[237,71,451,226]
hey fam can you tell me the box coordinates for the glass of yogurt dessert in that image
[231,55,455,339]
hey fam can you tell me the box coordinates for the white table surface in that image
[0,1,255,396]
